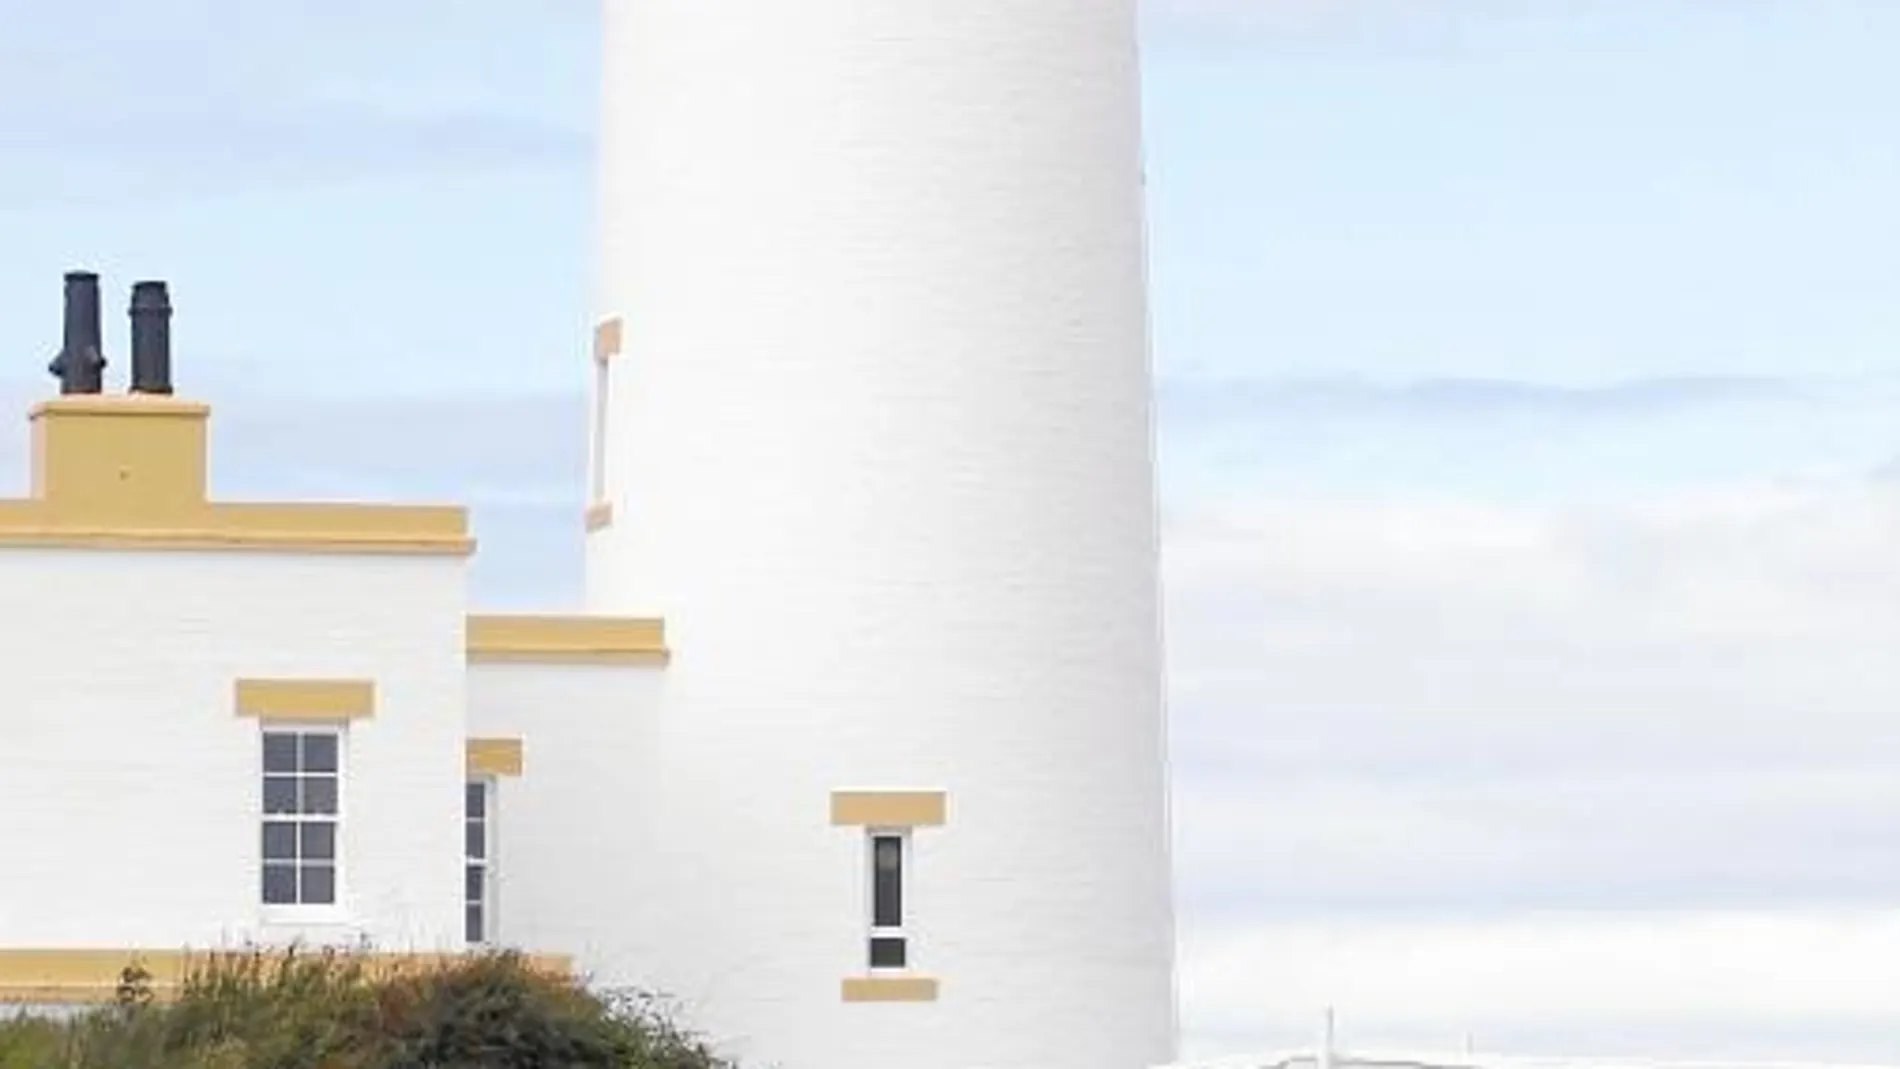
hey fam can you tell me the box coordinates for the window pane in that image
[466,904,485,944]
[872,836,903,928]
[301,864,336,905]
[263,776,298,814]
[869,937,907,969]
[300,822,336,862]
[465,864,485,903]
[301,734,338,774]
[262,822,296,860]
[465,821,485,860]
[262,864,297,904]
[465,782,486,819]
[262,733,299,773]
[302,776,338,815]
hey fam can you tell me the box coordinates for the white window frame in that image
[866,828,911,973]
[259,722,347,923]
[589,357,611,506]
[466,776,498,946]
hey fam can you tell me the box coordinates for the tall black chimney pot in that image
[48,271,107,395]
[129,281,174,395]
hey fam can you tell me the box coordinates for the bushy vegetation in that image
[0,948,734,1069]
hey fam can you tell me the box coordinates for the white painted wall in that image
[585,2,1175,1066]
[464,662,666,978]
[0,547,469,953]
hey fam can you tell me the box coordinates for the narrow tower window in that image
[260,729,341,907]
[466,779,494,944]
[590,358,611,506]
[868,832,908,970]
[589,316,621,512]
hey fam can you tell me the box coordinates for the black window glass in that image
[466,782,485,819]
[300,822,336,861]
[262,822,296,860]
[466,864,485,902]
[301,734,339,774]
[466,821,485,860]
[466,904,484,944]
[869,937,907,969]
[262,733,299,773]
[302,777,338,815]
[872,836,903,928]
[263,776,299,814]
[301,864,336,905]
[262,864,297,904]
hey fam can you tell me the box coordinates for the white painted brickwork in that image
[464,661,665,967]
[0,547,468,953]
[584,1,1177,1066]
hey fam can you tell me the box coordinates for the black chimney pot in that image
[129,280,174,395]
[48,271,107,395]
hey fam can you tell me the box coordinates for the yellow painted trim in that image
[0,396,473,556]
[593,316,624,364]
[585,500,614,532]
[234,678,376,721]
[841,976,939,1003]
[0,948,571,1005]
[830,790,947,828]
[467,737,524,777]
[466,614,669,666]
[28,397,212,418]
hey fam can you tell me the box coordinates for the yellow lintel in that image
[467,737,524,777]
[841,976,939,1003]
[466,613,669,666]
[0,948,571,1005]
[830,790,948,828]
[234,678,376,721]
[585,500,614,532]
[593,317,624,364]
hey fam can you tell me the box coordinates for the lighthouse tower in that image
[581,3,1176,1067]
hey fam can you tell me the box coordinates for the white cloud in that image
[1162,475,1900,1060]
[1180,910,1900,1062]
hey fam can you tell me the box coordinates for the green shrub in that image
[0,947,733,1069]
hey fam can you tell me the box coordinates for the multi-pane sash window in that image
[261,730,340,906]
[868,832,908,970]
[465,780,493,944]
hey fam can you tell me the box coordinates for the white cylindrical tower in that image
[584,3,1174,1067]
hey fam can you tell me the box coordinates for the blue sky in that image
[5,1,1900,1063]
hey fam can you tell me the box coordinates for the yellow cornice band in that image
[466,614,669,666]
[234,679,376,721]
[829,790,948,828]
[0,948,570,1004]
[467,737,525,777]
